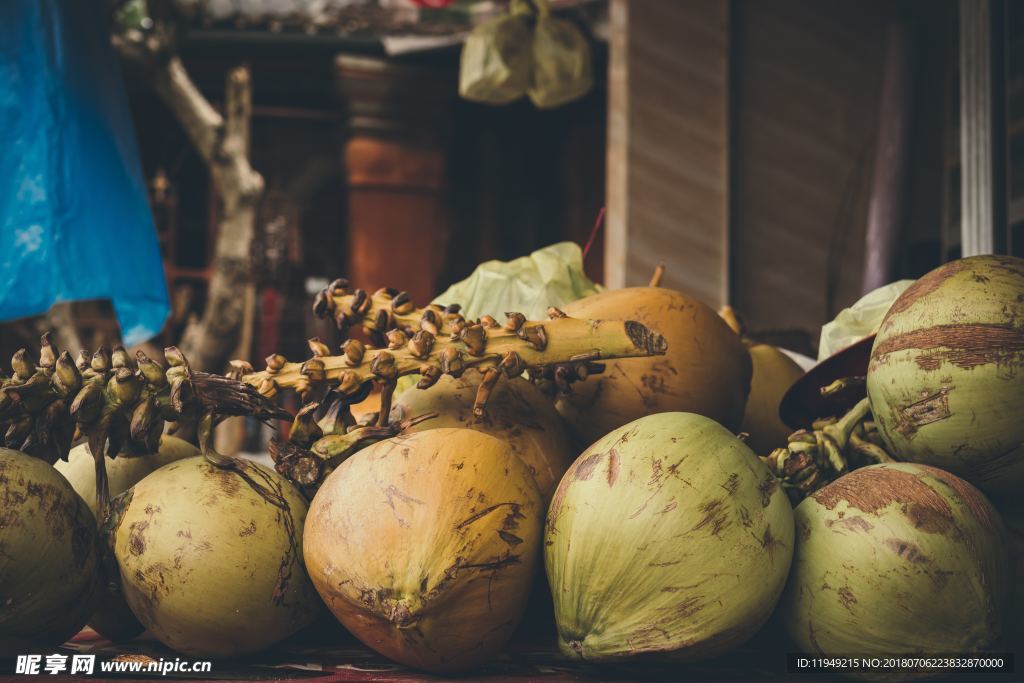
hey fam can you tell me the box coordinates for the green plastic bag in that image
[458,0,533,105]
[395,241,600,398]
[528,0,593,108]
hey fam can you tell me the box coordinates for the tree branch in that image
[114,21,264,372]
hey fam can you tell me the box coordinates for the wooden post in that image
[959,0,1007,256]
[605,0,731,306]
[335,56,455,305]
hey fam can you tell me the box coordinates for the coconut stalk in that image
[760,393,894,504]
[316,281,899,503]
[2,296,668,502]
[312,281,627,393]
[0,335,288,522]
[235,291,668,489]
[114,4,263,374]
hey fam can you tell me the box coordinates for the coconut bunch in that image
[774,255,1021,669]
[543,255,1021,672]
[236,283,667,490]
[314,278,753,441]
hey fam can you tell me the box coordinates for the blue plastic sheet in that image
[0,0,169,346]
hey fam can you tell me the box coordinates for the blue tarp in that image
[0,0,169,346]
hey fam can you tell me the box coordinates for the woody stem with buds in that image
[1,335,289,523]
[239,315,667,416]
[250,280,671,489]
[760,397,891,504]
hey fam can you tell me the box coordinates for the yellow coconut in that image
[741,344,804,454]
[557,287,752,445]
[110,457,320,657]
[55,436,198,521]
[304,428,543,673]
[394,371,572,501]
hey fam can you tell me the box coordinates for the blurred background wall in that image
[3,0,1020,366]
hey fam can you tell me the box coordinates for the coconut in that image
[394,371,572,501]
[545,412,794,661]
[780,463,1008,666]
[110,456,320,657]
[56,436,198,521]
[304,428,543,673]
[867,255,1024,493]
[741,344,804,454]
[556,287,752,445]
[0,448,99,645]
[55,436,198,642]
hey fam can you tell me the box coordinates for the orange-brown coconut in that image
[394,371,571,502]
[304,428,543,673]
[556,287,752,445]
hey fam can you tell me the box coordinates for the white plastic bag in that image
[818,280,915,360]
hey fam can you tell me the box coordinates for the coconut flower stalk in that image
[312,279,903,503]
[0,335,289,522]
[233,287,668,489]
[3,284,667,501]
[311,281,641,392]
[760,390,894,504]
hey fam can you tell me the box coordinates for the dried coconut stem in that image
[649,263,665,288]
[760,397,892,504]
[1,336,289,522]
[241,315,667,413]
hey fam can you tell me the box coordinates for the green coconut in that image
[780,463,1008,670]
[545,412,794,661]
[55,436,198,642]
[867,255,1024,493]
[56,436,198,520]
[109,456,320,657]
[0,448,99,645]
